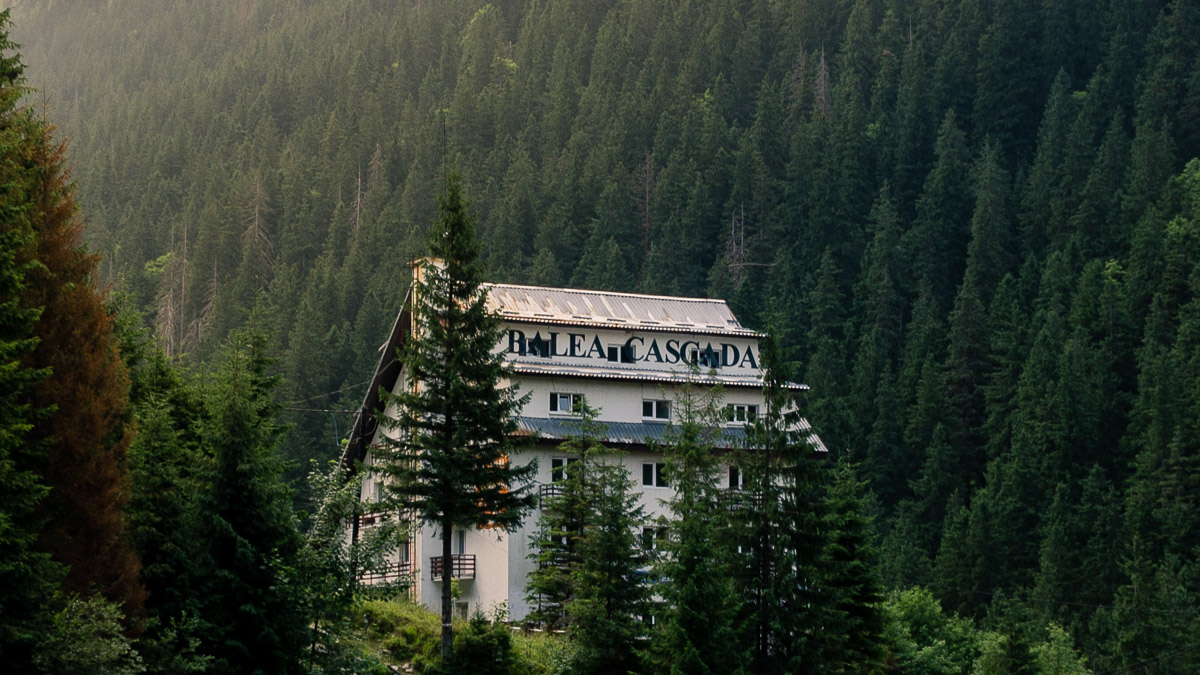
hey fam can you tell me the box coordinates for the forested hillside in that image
[12,0,1200,668]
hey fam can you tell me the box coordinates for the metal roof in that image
[484,283,759,337]
[515,416,828,453]
[508,361,809,390]
[515,416,747,448]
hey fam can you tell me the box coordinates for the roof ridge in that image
[483,282,729,305]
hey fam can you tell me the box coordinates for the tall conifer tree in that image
[192,329,307,673]
[0,14,60,660]
[377,172,536,660]
[650,378,746,675]
[21,56,144,619]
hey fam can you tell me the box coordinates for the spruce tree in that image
[377,172,536,660]
[525,405,603,629]
[191,328,307,673]
[22,97,145,619]
[820,459,887,673]
[0,16,60,658]
[649,378,746,675]
[728,331,826,673]
[566,445,650,675]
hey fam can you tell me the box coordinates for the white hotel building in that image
[343,262,824,621]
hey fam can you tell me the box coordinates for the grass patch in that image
[351,599,573,674]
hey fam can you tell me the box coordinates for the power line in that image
[284,406,356,414]
[281,378,372,407]
[1098,640,1200,674]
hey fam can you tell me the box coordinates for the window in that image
[642,462,669,488]
[726,403,759,424]
[728,465,743,490]
[641,526,668,550]
[551,457,576,482]
[642,399,670,420]
[607,344,636,363]
[550,392,583,415]
[687,346,721,368]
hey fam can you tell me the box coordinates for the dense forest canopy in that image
[11,0,1200,668]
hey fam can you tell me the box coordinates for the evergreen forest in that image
[9,0,1200,671]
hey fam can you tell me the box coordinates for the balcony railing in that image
[360,560,413,585]
[539,484,563,508]
[716,487,763,511]
[430,554,476,580]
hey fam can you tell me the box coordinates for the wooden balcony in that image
[360,560,413,585]
[430,554,476,580]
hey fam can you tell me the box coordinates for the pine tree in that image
[820,459,887,673]
[525,405,604,629]
[377,173,536,660]
[0,14,61,659]
[191,328,307,673]
[649,378,746,675]
[566,443,650,675]
[22,72,145,619]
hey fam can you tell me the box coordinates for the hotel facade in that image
[342,262,823,621]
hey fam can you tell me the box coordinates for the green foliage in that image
[359,599,442,666]
[524,401,649,673]
[13,1,1200,669]
[0,30,60,670]
[882,588,981,674]
[355,599,567,674]
[34,596,145,675]
[565,451,650,675]
[443,611,517,675]
[189,328,309,672]
[525,408,599,629]
[820,459,888,673]
[1031,625,1089,675]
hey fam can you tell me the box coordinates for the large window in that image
[550,392,583,415]
[642,399,670,420]
[642,462,669,488]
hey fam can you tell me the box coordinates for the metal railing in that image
[430,554,476,580]
[360,560,413,585]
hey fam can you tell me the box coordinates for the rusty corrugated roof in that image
[483,283,758,336]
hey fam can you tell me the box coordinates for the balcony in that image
[360,560,413,585]
[430,554,476,580]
